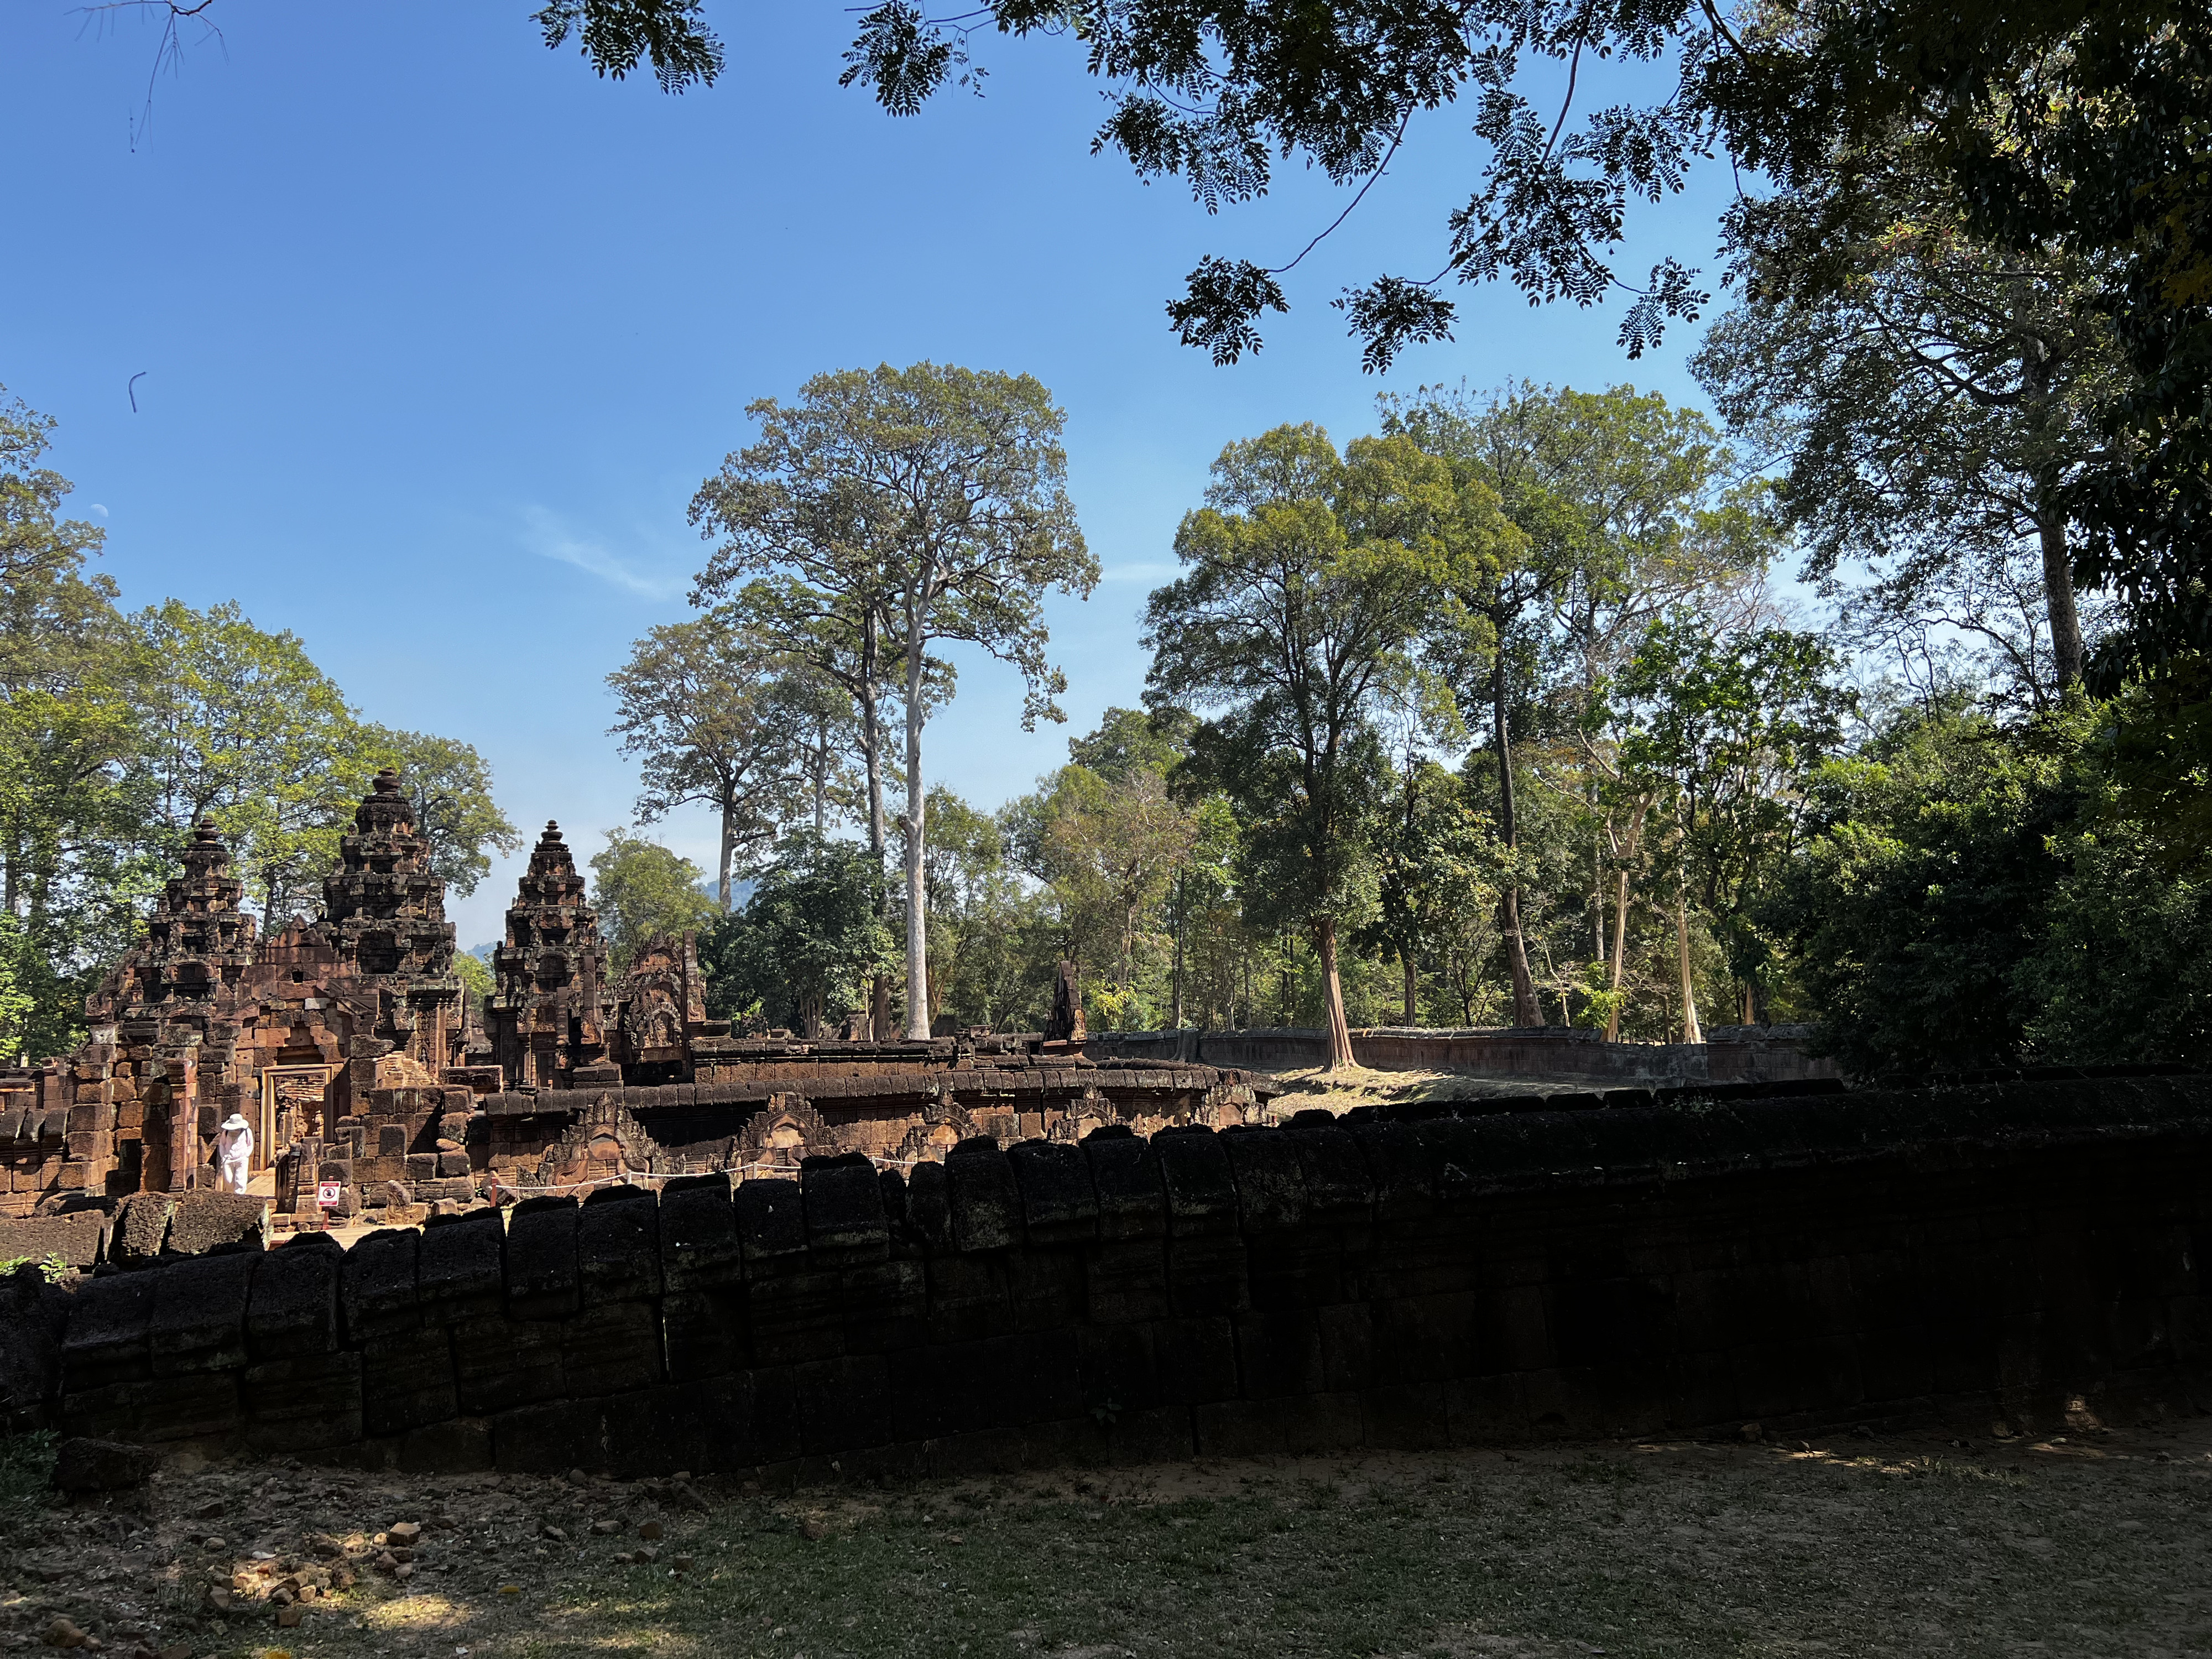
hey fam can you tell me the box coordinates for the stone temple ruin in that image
[0,771,1267,1223]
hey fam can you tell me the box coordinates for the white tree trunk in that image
[902,623,931,1040]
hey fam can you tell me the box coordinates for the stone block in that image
[1288,1121,1376,1216]
[0,1210,107,1270]
[1007,1246,1086,1331]
[1166,1234,1249,1318]
[745,1266,847,1365]
[606,1368,798,1475]
[1084,1238,1171,1325]
[659,1173,741,1291]
[1193,1391,1363,1458]
[1442,1372,1530,1444]
[109,1192,175,1267]
[134,1370,242,1442]
[162,1192,268,1258]
[493,1396,608,1474]
[505,1196,580,1319]
[60,1271,156,1390]
[839,1256,928,1354]
[926,1252,1014,1344]
[361,1323,457,1437]
[417,1208,504,1323]
[1235,1307,1324,1398]
[53,1436,158,1491]
[149,1250,258,1375]
[243,1349,363,1452]
[801,1155,889,1262]
[1006,1140,1098,1244]
[1221,1128,1307,1232]
[1155,1128,1238,1237]
[791,1353,891,1455]
[452,1312,565,1412]
[398,1416,493,1473]
[246,1232,342,1358]
[1360,1381,1448,1448]
[1079,1136,1167,1245]
[662,1288,745,1382]
[903,1160,953,1251]
[562,1300,663,1396]
[577,1186,660,1305]
[735,1176,808,1268]
[946,1138,1022,1253]
[342,1227,421,1340]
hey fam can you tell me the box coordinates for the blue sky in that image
[1,0,1744,947]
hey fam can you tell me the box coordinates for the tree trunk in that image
[1604,868,1633,1042]
[1674,881,1703,1046]
[1170,871,1186,1029]
[2038,503,2085,691]
[901,618,931,1040]
[1493,659,1538,1026]
[717,798,736,912]
[1317,916,1355,1071]
[1402,952,1417,1026]
[862,611,890,1041]
[2021,348,2085,692]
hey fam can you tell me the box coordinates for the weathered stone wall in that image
[14,1074,2211,1476]
[1087,1024,1843,1084]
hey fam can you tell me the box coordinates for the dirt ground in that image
[4,1411,2208,1659]
[1259,1066,1598,1117]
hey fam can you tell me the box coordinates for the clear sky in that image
[0,0,1744,948]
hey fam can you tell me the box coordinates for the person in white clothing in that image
[215,1112,254,1194]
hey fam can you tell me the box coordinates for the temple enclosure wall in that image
[6,1073,2208,1477]
[1084,1023,1841,1084]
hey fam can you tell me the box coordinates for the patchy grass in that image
[4,1422,2210,1659]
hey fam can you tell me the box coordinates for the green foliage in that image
[691,362,1095,1037]
[701,832,896,1034]
[588,833,722,971]
[451,946,495,1012]
[1772,698,2212,1074]
[0,1252,69,1284]
[360,728,521,899]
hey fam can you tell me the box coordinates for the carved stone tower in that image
[96,818,260,1024]
[488,822,619,1089]
[321,768,463,1072]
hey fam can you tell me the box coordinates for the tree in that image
[700,831,898,1034]
[1145,424,1501,1068]
[1383,380,1773,1029]
[1616,618,1851,1037]
[133,599,366,922]
[587,832,722,969]
[358,727,521,898]
[689,363,1095,1039]
[606,613,809,909]
[1693,163,2125,700]
[1360,755,1496,1025]
[0,388,155,1056]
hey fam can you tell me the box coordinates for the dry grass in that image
[1259,1066,1592,1118]
[6,1416,2210,1659]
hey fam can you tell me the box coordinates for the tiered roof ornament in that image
[91,818,259,1024]
[488,821,620,1089]
[320,768,463,1071]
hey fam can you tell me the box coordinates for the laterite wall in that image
[12,1074,2210,1476]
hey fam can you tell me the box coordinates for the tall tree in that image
[1615,618,1851,1035]
[1693,161,2123,700]
[0,389,156,1055]
[606,613,807,909]
[134,599,366,921]
[1145,424,1507,1068]
[689,363,1094,1038]
[358,727,522,898]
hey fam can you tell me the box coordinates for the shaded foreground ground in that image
[4,1416,2210,1659]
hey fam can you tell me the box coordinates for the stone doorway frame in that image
[258,1064,336,1171]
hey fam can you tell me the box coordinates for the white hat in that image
[220,1113,251,1131]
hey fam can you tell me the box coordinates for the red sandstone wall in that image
[16,1073,2209,1471]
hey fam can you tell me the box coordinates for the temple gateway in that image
[0,771,1267,1222]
